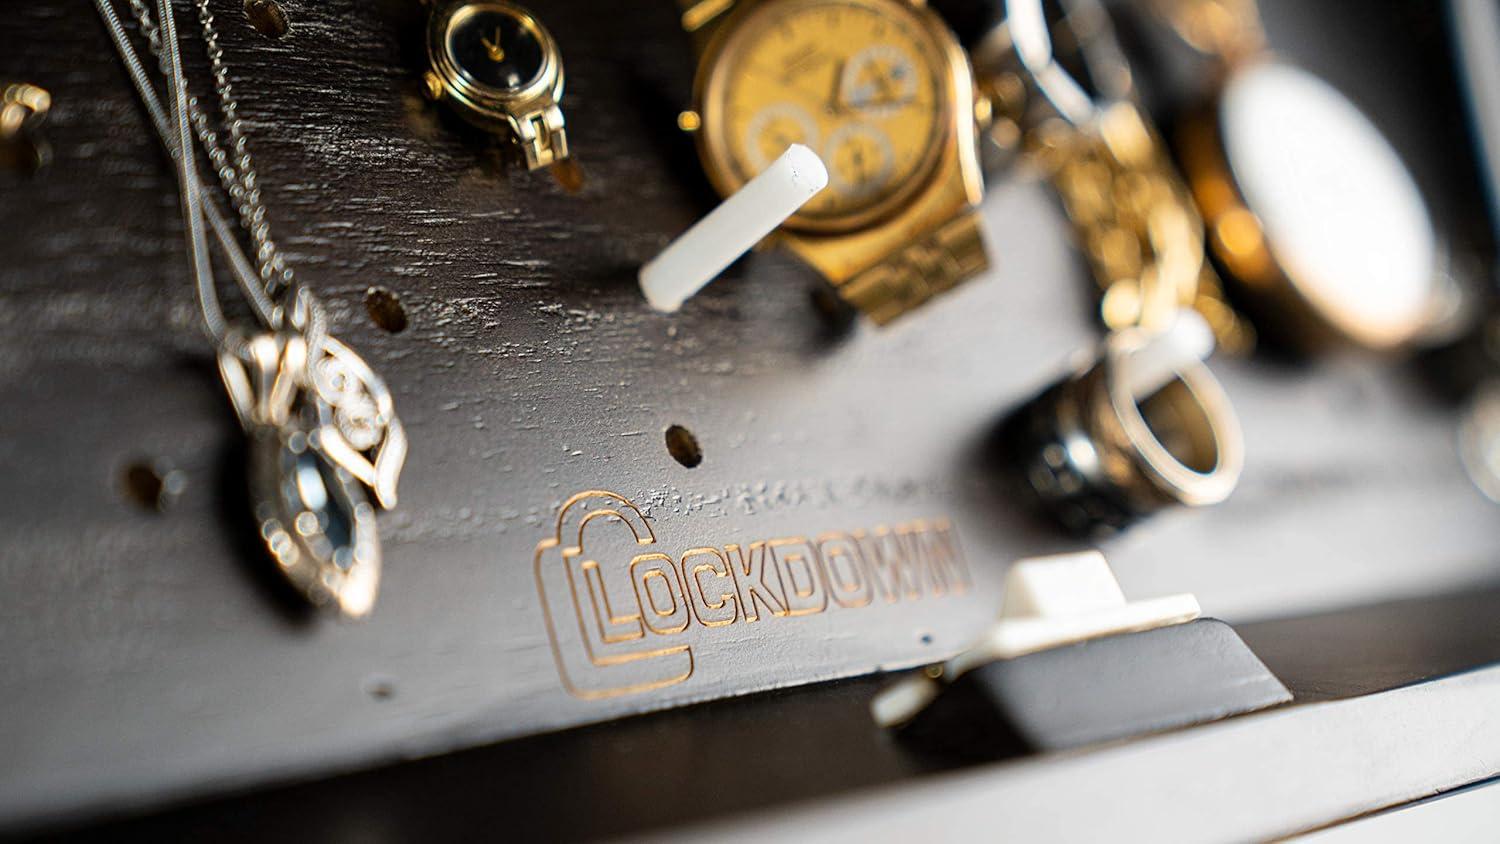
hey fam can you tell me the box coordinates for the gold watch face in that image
[696,0,955,233]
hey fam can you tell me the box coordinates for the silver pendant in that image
[219,330,406,617]
[248,419,382,617]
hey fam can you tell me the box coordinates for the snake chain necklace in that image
[94,0,408,617]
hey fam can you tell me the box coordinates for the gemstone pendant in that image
[248,420,382,617]
[219,327,403,618]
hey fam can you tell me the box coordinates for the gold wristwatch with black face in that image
[421,0,569,171]
[678,0,989,324]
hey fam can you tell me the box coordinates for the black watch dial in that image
[446,5,546,93]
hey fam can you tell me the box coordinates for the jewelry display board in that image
[2,0,1496,832]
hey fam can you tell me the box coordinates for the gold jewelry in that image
[975,0,1252,353]
[1149,0,1265,66]
[678,0,990,324]
[0,82,49,141]
[0,82,52,172]
[422,0,569,171]
[1031,101,1252,353]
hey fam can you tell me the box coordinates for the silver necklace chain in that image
[93,0,275,334]
[125,0,294,301]
[93,0,407,616]
[93,0,331,353]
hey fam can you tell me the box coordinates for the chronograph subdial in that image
[839,44,918,116]
[744,104,821,173]
[823,123,895,202]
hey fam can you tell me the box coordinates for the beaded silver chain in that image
[129,0,295,301]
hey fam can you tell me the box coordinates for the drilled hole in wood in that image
[364,286,408,334]
[362,676,397,701]
[244,0,290,38]
[122,460,185,512]
[665,425,702,468]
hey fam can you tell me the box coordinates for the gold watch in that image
[421,0,570,171]
[678,0,989,325]
[1157,0,1440,350]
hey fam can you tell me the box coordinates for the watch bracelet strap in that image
[836,211,989,325]
[513,103,568,170]
[1031,105,1253,353]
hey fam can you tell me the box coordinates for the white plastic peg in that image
[639,144,828,313]
[1125,310,1217,400]
[975,551,1200,664]
[870,551,1201,728]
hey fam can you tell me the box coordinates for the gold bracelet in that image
[838,212,989,326]
[1028,102,1253,353]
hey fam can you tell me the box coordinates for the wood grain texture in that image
[1,0,1497,831]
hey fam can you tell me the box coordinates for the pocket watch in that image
[1155,0,1439,351]
[421,0,569,171]
[677,0,990,325]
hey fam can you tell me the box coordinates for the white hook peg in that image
[639,144,828,313]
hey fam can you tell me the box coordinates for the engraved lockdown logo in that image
[534,491,972,699]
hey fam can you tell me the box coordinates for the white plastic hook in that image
[639,144,828,313]
[870,551,1202,728]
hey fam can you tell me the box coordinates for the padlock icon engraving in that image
[534,491,695,698]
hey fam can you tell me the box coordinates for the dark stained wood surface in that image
[2,0,1498,832]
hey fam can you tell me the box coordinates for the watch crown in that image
[421,70,445,102]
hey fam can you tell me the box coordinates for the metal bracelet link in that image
[515,104,568,170]
[1029,103,1253,353]
[838,212,989,325]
